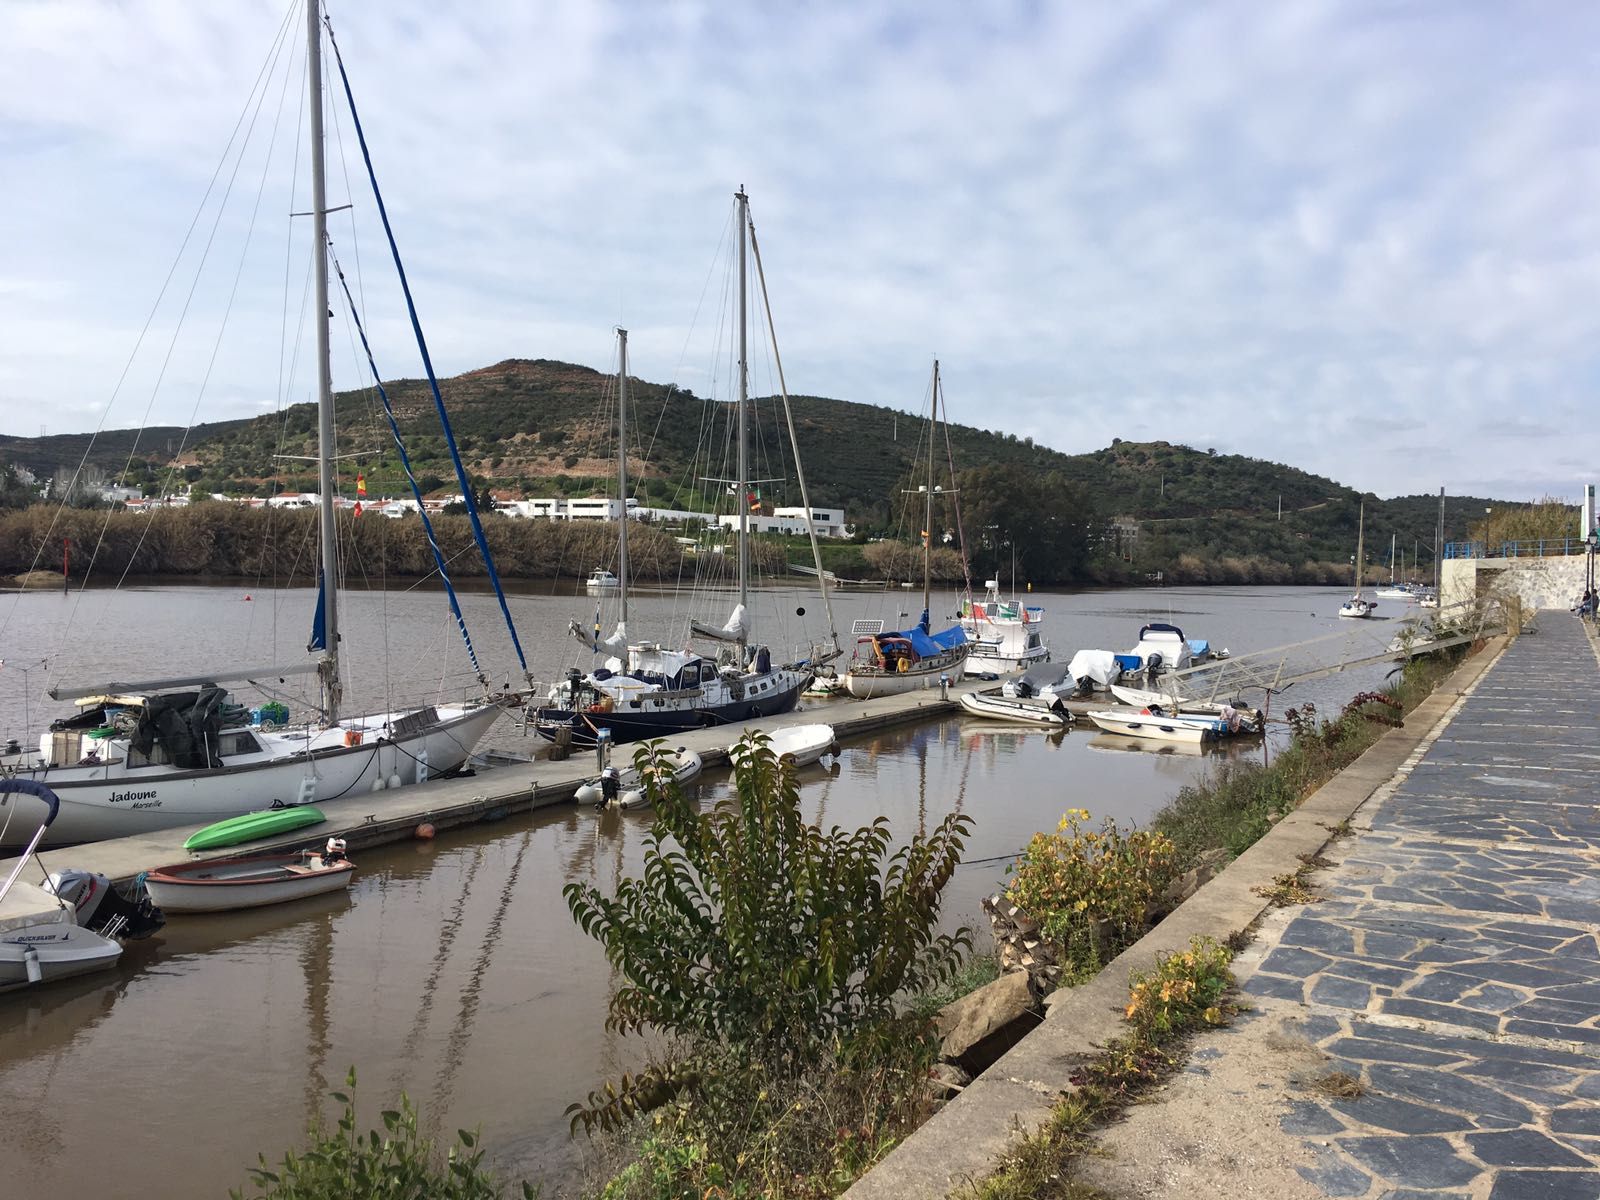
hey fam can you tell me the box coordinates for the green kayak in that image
[183,806,327,852]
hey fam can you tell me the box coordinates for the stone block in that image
[935,970,1039,1076]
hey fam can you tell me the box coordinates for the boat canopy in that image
[1068,649,1122,688]
[1137,623,1185,642]
[881,623,966,658]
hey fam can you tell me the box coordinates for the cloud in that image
[0,0,1596,503]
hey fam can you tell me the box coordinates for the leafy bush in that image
[564,735,972,1133]
[1003,809,1177,980]
[1122,937,1233,1041]
[231,1069,533,1200]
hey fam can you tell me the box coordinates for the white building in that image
[771,506,851,539]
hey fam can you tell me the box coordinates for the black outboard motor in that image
[48,869,165,940]
[599,767,621,806]
[1144,651,1164,684]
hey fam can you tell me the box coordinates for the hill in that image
[0,358,1559,583]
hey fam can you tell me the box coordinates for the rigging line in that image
[0,0,302,648]
[324,17,529,680]
[108,13,305,600]
[938,368,975,600]
[747,207,840,656]
[329,248,485,684]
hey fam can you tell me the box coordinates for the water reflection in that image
[0,585,1404,1198]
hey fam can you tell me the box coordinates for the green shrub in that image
[231,1069,533,1200]
[564,734,972,1134]
[1003,809,1177,979]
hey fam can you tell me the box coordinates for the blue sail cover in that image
[309,570,327,652]
[886,623,967,657]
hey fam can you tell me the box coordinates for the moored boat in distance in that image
[585,568,620,592]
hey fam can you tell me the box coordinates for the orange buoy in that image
[415,822,436,840]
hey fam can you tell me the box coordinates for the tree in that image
[564,735,971,1132]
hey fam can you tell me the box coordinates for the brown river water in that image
[0,581,1403,1197]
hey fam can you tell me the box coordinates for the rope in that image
[323,16,530,682]
[327,248,484,684]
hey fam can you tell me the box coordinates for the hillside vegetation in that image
[0,358,1567,586]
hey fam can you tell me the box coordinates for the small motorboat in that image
[585,568,621,592]
[143,838,355,913]
[765,724,840,766]
[960,688,1070,727]
[1002,660,1076,700]
[1109,685,1262,727]
[1086,709,1222,744]
[575,746,703,809]
[1,779,165,992]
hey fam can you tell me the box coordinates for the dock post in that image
[595,727,612,772]
[939,672,950,701]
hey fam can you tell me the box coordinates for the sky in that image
[1,0,1596,502]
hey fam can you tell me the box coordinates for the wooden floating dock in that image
[27,678,1026,891]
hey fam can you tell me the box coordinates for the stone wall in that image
[1441,554,1590,613]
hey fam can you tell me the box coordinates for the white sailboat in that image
[535,193,834,746]
[0,2,511,847]
[1339,502,1377,619]
[1375,533,1410,599]
[842,362,971,698]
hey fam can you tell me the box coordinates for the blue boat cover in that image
[886,623,967,657]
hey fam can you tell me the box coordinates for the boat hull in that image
[184,806,327,852]
[535,669,808,747]
[843,647,970,699]
[959,690,1069,726]
[143,854,355,913]
[0,702,505,848]
[961,643,1050,677]
[0,918,123,993]
[1086,710,1216,743]
[764,724,839,766]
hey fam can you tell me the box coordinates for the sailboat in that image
[0,2,515,847]
[1375,533,1410,599]
[842,362,971,698]
[1339,502,1377,619]
[533,192,828,747]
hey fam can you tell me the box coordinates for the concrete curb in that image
[843,636,1511,1200]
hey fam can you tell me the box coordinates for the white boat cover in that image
[691,603,749,644]
[1067,649,1123,688]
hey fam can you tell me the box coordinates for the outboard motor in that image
[1144,652,1164,684]
[47,869,165,940]
[322,837,348,866]
[599,766,621,806]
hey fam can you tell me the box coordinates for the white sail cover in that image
[1067,649,1123,689]
[691,603,749,645]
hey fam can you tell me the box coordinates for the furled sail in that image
[691,603,749,644]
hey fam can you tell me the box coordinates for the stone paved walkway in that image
[1079,616,1600,1200]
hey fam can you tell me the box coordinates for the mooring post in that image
[595,727,612,772]
[939,672,950,701]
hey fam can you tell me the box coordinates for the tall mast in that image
[616,329,630,631]
[307,0,340,723]
[1354,501,1365,594]
[736,187,750,661]
[924,360,939,625]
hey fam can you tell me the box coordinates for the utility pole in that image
[1435,487,1444,593]
[1277,494,1282,522]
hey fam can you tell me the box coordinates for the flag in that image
[353,500,363,517]
[748,487,761,512]
[356,472,367,498]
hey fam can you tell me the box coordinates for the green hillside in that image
[0,357,1565,584]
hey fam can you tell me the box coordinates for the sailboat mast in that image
[1355,501,1365,593]
[736,188,750,658]
[616,329,630,630]
[924,361,938,623]
[307,0,340,723]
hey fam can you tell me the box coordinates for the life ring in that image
[896,659,909,673]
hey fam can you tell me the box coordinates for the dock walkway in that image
[1074,613,1600,1197]
[23,676,975,889]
